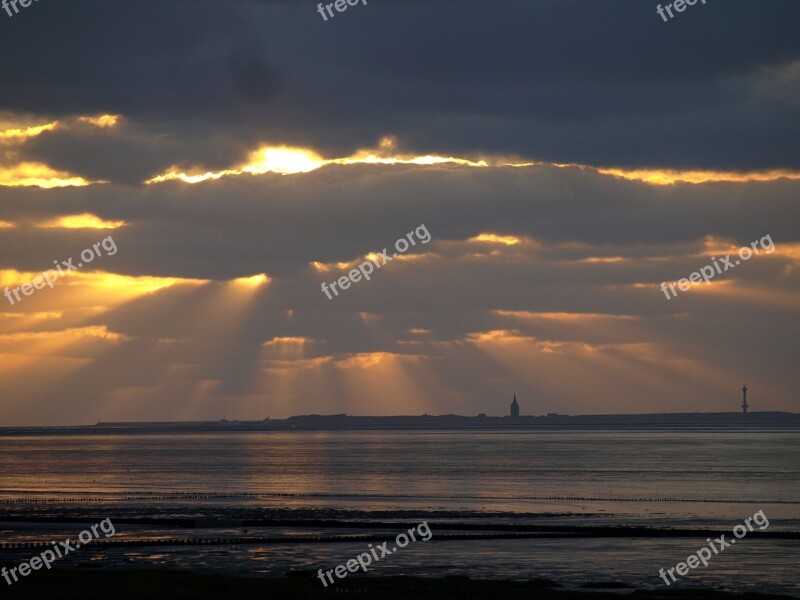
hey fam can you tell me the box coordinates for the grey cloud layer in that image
[1,164,798,279]
[0,164,798,424]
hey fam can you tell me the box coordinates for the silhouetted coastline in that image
[2,411,799,435]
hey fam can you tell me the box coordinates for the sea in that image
[0,428,798,595]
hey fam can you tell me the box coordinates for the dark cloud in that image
[0,0,799,169]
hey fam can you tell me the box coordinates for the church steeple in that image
[510,393,519,417]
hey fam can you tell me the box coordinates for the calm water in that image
[1,429,798,594]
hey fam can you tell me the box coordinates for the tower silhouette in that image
[510,393,519,417]
[742,385,748,414]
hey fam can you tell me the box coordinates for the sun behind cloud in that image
[145,137,489,184]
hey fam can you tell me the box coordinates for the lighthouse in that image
[742,385,748,414]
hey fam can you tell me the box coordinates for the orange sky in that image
[0,115,798,424]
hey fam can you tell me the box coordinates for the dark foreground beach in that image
[2,570,800,600]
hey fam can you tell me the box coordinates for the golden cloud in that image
[36,213,125,229]
[77,114,122,128]
[0,163,94,188]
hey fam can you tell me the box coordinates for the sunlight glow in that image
[310,251,418,274]
[580,256,627,263]
[243,147,325,175]
[146,136,800,186]
[504,160,800,185]
[37,213,125,229]
[0,115,117,187]
[470,233,521,246]
[0,121,58,141]
[772,242,800,261]
[0,325,126,344]
[596,167,800,185]
[0,270,207,297]
[77,114,122,128]
[233,273,271,286]
[335,351,398,369]
[0,163,93,188]
[74,272,208,295]
[465,329,533,343]
[700,235,740,255]
[494,310,636,321]
[263,336,311,346]
[146,137,489,184]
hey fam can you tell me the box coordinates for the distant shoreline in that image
[2,411,800,434]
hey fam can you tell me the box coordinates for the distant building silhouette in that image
[510,393,519,417]
[742,385,748,414]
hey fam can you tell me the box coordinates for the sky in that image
[0,0,798,425]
